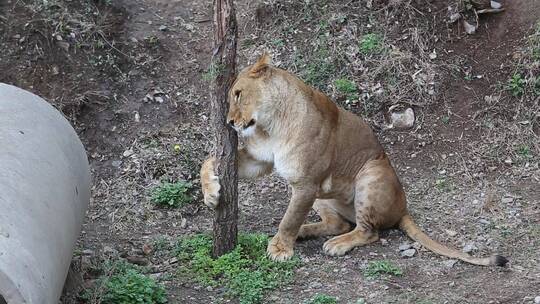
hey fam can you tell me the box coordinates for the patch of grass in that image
[307,294,338,304]
[359,33,384,55]
[506,73,526,96]
[176,233,299,304]
[151,181,193,208]
[202,62,225,82]
[516,144,532,158]
[83,260,167,304]
[435,178,451,192]
[334,78,359,101]
[364,260,403,278]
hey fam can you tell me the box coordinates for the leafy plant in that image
[334,78,359,101]
[364,260,403,278]
[307,294,338,304]
[516,144,532,158]
[151,181,193,208]
[85,260,167,304]
[359,33,383,55]
[507,73,526,96]
[176,233,299,304]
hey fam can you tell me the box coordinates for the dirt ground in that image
[1,0,539,303]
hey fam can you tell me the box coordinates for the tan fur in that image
[200,54,508,266]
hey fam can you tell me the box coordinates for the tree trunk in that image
[211,0,238,257]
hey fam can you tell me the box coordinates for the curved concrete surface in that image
[0,84,91,303]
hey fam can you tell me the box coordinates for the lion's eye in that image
[234,90,241,103]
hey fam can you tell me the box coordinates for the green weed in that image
[516,144,532,158]
[151,181,193,208]
[435,178,451,192]
[84,260,167,304]
[364,260,403,278]
[307,294,338,304]
[359,33,383,55]
[202,62,225,82]
[176,233,299,304]
[507,73,526,96]
[334,78,359,101]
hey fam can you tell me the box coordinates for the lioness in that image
[200,53,508,266]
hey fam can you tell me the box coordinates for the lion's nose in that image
[228,119,235,127]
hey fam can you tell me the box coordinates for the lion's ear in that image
[249,52,271,77]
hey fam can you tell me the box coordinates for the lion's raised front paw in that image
[267,234,294,261]
[201,157,220,209]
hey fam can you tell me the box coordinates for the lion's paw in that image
[323,236,354,256]
[267,235,294,261]
[201,157,220,209]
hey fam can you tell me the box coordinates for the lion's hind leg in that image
[298,199,352,239]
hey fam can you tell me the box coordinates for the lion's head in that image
[227,53,273,137]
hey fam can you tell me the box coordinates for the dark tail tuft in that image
[491,255,509,267]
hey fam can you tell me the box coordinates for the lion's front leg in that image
[268,184,317,261]
[200,149,272,209]
[200,157,221,209]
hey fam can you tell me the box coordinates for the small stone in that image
[490,1,502,9]
[401,249,416,258]
[159,25,168,31]
[389,108,415,130]
[82,249,94,256]
[103,246,117,255]
[126,256,149,266]
[534,296,540,304]
[123,149,134,157]
[206,286,213,291]
[504,157,513,164]
[501,197,514,204]
[154,96,164,103]
[443,259,458,268]
[112,160,122,168]
[180,218,187,229]
[445,229,458,237]
[380,238,388,246]
[142,243,153,255]
[309,281,323,289]
[462,242,477,253]
[479,218,490,225]
[399,243,412,251]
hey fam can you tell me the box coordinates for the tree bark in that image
[211,0,238,257]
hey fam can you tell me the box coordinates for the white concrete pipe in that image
[0,84,91,303]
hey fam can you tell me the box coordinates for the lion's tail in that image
[399,214,508,267]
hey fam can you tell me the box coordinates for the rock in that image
[142,243,153,255]
[443,259,458,268]
[462,242,477,253]
[490,1,502,8]
[389,107,415,130]
[159,25,168,31]
[123,149,134,157]
[534,296,540,304]
[501,197,514,204]
[103,245,117,255]
[478,218,490,225]
[309,281,323,289]
[463,19,477,34]
[445,229,458,237]
[82,249,94,256]
[111,160,123,168]
[380,238,388,246]
[398,243,412,251]
[126,256,149,266]
[180,218,187,228]
[401,249,416,258]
